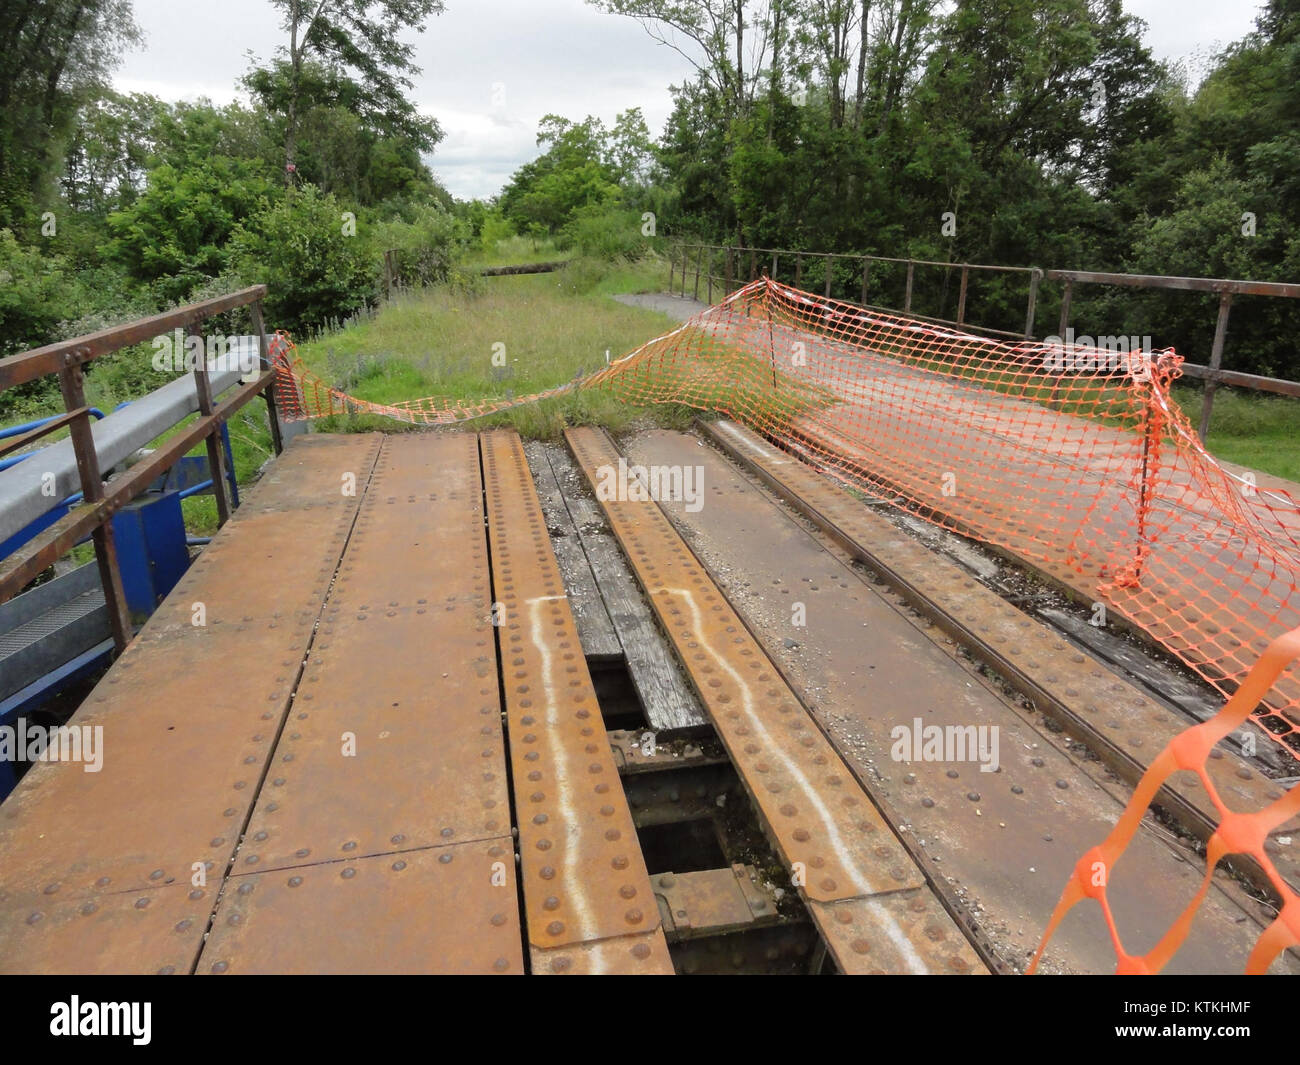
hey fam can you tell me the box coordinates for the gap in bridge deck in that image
[521,433,846,972]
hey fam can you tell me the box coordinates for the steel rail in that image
[481,430,673,974]
[698,418,1300,900]
[565,426,987,974]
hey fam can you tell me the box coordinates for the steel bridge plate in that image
[235,433,383,516]
[481,431,665,962]
[529,929,674,975]
[0,880,217,975]
[365,430,476,499]
[701,419,1300,880]
[234,610,507,872]
[140,505,356,638]
[328,433,489,610]
[200,840,522,974]
[236,437,506,871]
[0,623,310,902]
[653,865,770,939]
[0,442,365,971]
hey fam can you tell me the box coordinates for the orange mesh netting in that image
[1030,624,1300,974]
[267,331,582,426]
[271,278,1300,752]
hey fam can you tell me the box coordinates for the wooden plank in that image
[480,261,566,276]
[543,444,707,732]
[523,441,621,661]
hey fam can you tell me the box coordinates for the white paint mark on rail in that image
[656,583,874,898]
[527,596,606,974]
[862,897,930,974]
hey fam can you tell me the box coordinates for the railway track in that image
[0,425,1291,974]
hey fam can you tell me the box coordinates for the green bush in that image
[107,158,272,304]
[371,204,466,289]
[230,185,377,335]
[559,203,655,261]
[477,209,515,251]
[0,229,79,357]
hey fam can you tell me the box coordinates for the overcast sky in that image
[112,0,1266,201]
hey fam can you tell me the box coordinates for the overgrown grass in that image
[460,234,569,269]
[291,255,677,440]
[1172,384,1300,483]
[1,255,677,544]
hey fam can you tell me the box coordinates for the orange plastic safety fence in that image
[270,279,1300,754]
[1030,624,1300,974]
[267,331,581,426]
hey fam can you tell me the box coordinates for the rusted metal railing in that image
[669,243,1043,342]
[671,244,1300,438]
[0,285,284,652]
[1046,269,1300,438]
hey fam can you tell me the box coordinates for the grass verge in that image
[1172,385,1300,484]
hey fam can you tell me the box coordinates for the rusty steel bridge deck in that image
[0,427,1291,975]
